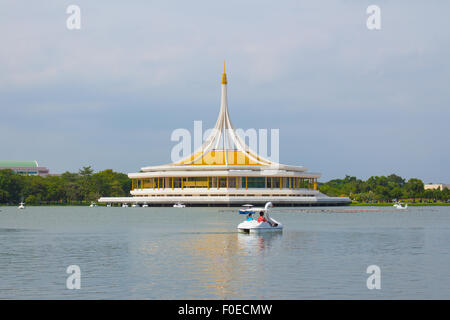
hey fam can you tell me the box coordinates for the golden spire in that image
[221,60,227,84]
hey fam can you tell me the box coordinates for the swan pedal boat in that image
[237,219,283,233]
[237,202,283,233]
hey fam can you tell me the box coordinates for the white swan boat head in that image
[237,202,283,233]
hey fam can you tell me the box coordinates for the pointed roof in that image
[139,64,310,174]
[172,63,275,167]
[222,60,227,85]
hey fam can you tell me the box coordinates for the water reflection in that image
[176,231,283,298]
[179,231,246,299]
[237,232,283,253]
[128,230,285,299]
[1,206,448,299]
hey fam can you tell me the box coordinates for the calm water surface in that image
[0,206,449,299]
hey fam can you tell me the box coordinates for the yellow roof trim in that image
[174,150,270,166]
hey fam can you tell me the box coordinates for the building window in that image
[183,177,209,188]
[143,179,153,188]
[247,177,265,188]
[272,177,280,188]
[173,178,182,188]
[218,177,227,188]
[228,177,236,188]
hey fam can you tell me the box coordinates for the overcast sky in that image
[0,1,449,182]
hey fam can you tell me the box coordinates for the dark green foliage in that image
[319,174,449,203]
[0,168,130,205]
[1,168,448,205]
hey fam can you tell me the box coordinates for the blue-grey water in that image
[0,206,449,299]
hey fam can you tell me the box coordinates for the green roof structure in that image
[0,161,39,168]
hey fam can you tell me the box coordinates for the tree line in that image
[0,166,130,205]
[0,169,448,205]
[319,174,450,203]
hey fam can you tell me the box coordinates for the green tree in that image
[0,169,24,203]
[404,178,424,201]
[387,174,405,187]
[79,166,93,176]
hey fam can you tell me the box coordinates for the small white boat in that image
[237,202,283,233]
[173,203,186,208]
[131,203,138,208]
[393,203,408,210]
[142,203,149,208]
[18,202,25,209]
[89,202,97,207]
[122,203,128,208]
[106,203,111,207]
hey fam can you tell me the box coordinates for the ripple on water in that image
[0,206,449,299]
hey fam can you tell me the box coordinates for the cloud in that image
[0,0,449,182]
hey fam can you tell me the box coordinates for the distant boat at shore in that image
[173,203,186,208]
[18,202,25,209]
[393,203,408,210]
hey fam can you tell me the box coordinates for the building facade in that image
[98,65,350,206]
[0,161,50,176]
[424,184,450,191]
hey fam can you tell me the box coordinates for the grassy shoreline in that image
[2,203,450,207]
[350,202,450,206]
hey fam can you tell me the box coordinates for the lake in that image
[0,205,449,299]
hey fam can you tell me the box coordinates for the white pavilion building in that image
[98,64,350,206]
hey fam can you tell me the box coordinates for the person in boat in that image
[257,211,274,226]
[257,211,266,223]
[257,211,279,227]
[246,212,254,221]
